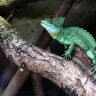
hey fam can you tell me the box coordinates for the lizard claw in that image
[89,66,96,81]
[62,51,71,60]
[90,66,96,75]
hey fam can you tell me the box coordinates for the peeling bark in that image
[0,17,96,96]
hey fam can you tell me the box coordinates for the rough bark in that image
[0,17,96,96]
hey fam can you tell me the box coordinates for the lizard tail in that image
[92,50,96,65]
[86,50,96,65]
[93,58,96,65]
[87,50,96,74]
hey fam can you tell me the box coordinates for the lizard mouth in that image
[41,21,51,26]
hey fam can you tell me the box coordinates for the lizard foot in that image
[89,66,96,81]
[62,51,71,60]
[90,66,96,75]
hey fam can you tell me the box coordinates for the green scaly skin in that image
[41,17,96,74]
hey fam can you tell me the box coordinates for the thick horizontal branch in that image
[0,17,96,96]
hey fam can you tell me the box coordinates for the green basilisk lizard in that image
[41,17,96,73]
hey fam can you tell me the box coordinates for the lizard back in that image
[56,27,96,51]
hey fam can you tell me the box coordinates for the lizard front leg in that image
[64,44,68,49]
[62,44,75,59]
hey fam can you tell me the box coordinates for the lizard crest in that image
[41,17,65,39]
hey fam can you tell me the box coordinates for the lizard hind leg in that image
[90,66,96,74]
[87,50,96,80]
[90,65,96,81]
[89,57,96,81]
[86,50,95,60]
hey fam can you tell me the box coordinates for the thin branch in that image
[32,73,45,96]
[1,68,29,96]
[53,0,75,17]
[6,7,17,21]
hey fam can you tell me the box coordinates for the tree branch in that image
[1,68,29,96]
[0,17,96,96]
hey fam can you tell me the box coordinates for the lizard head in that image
[41,17,65,39]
